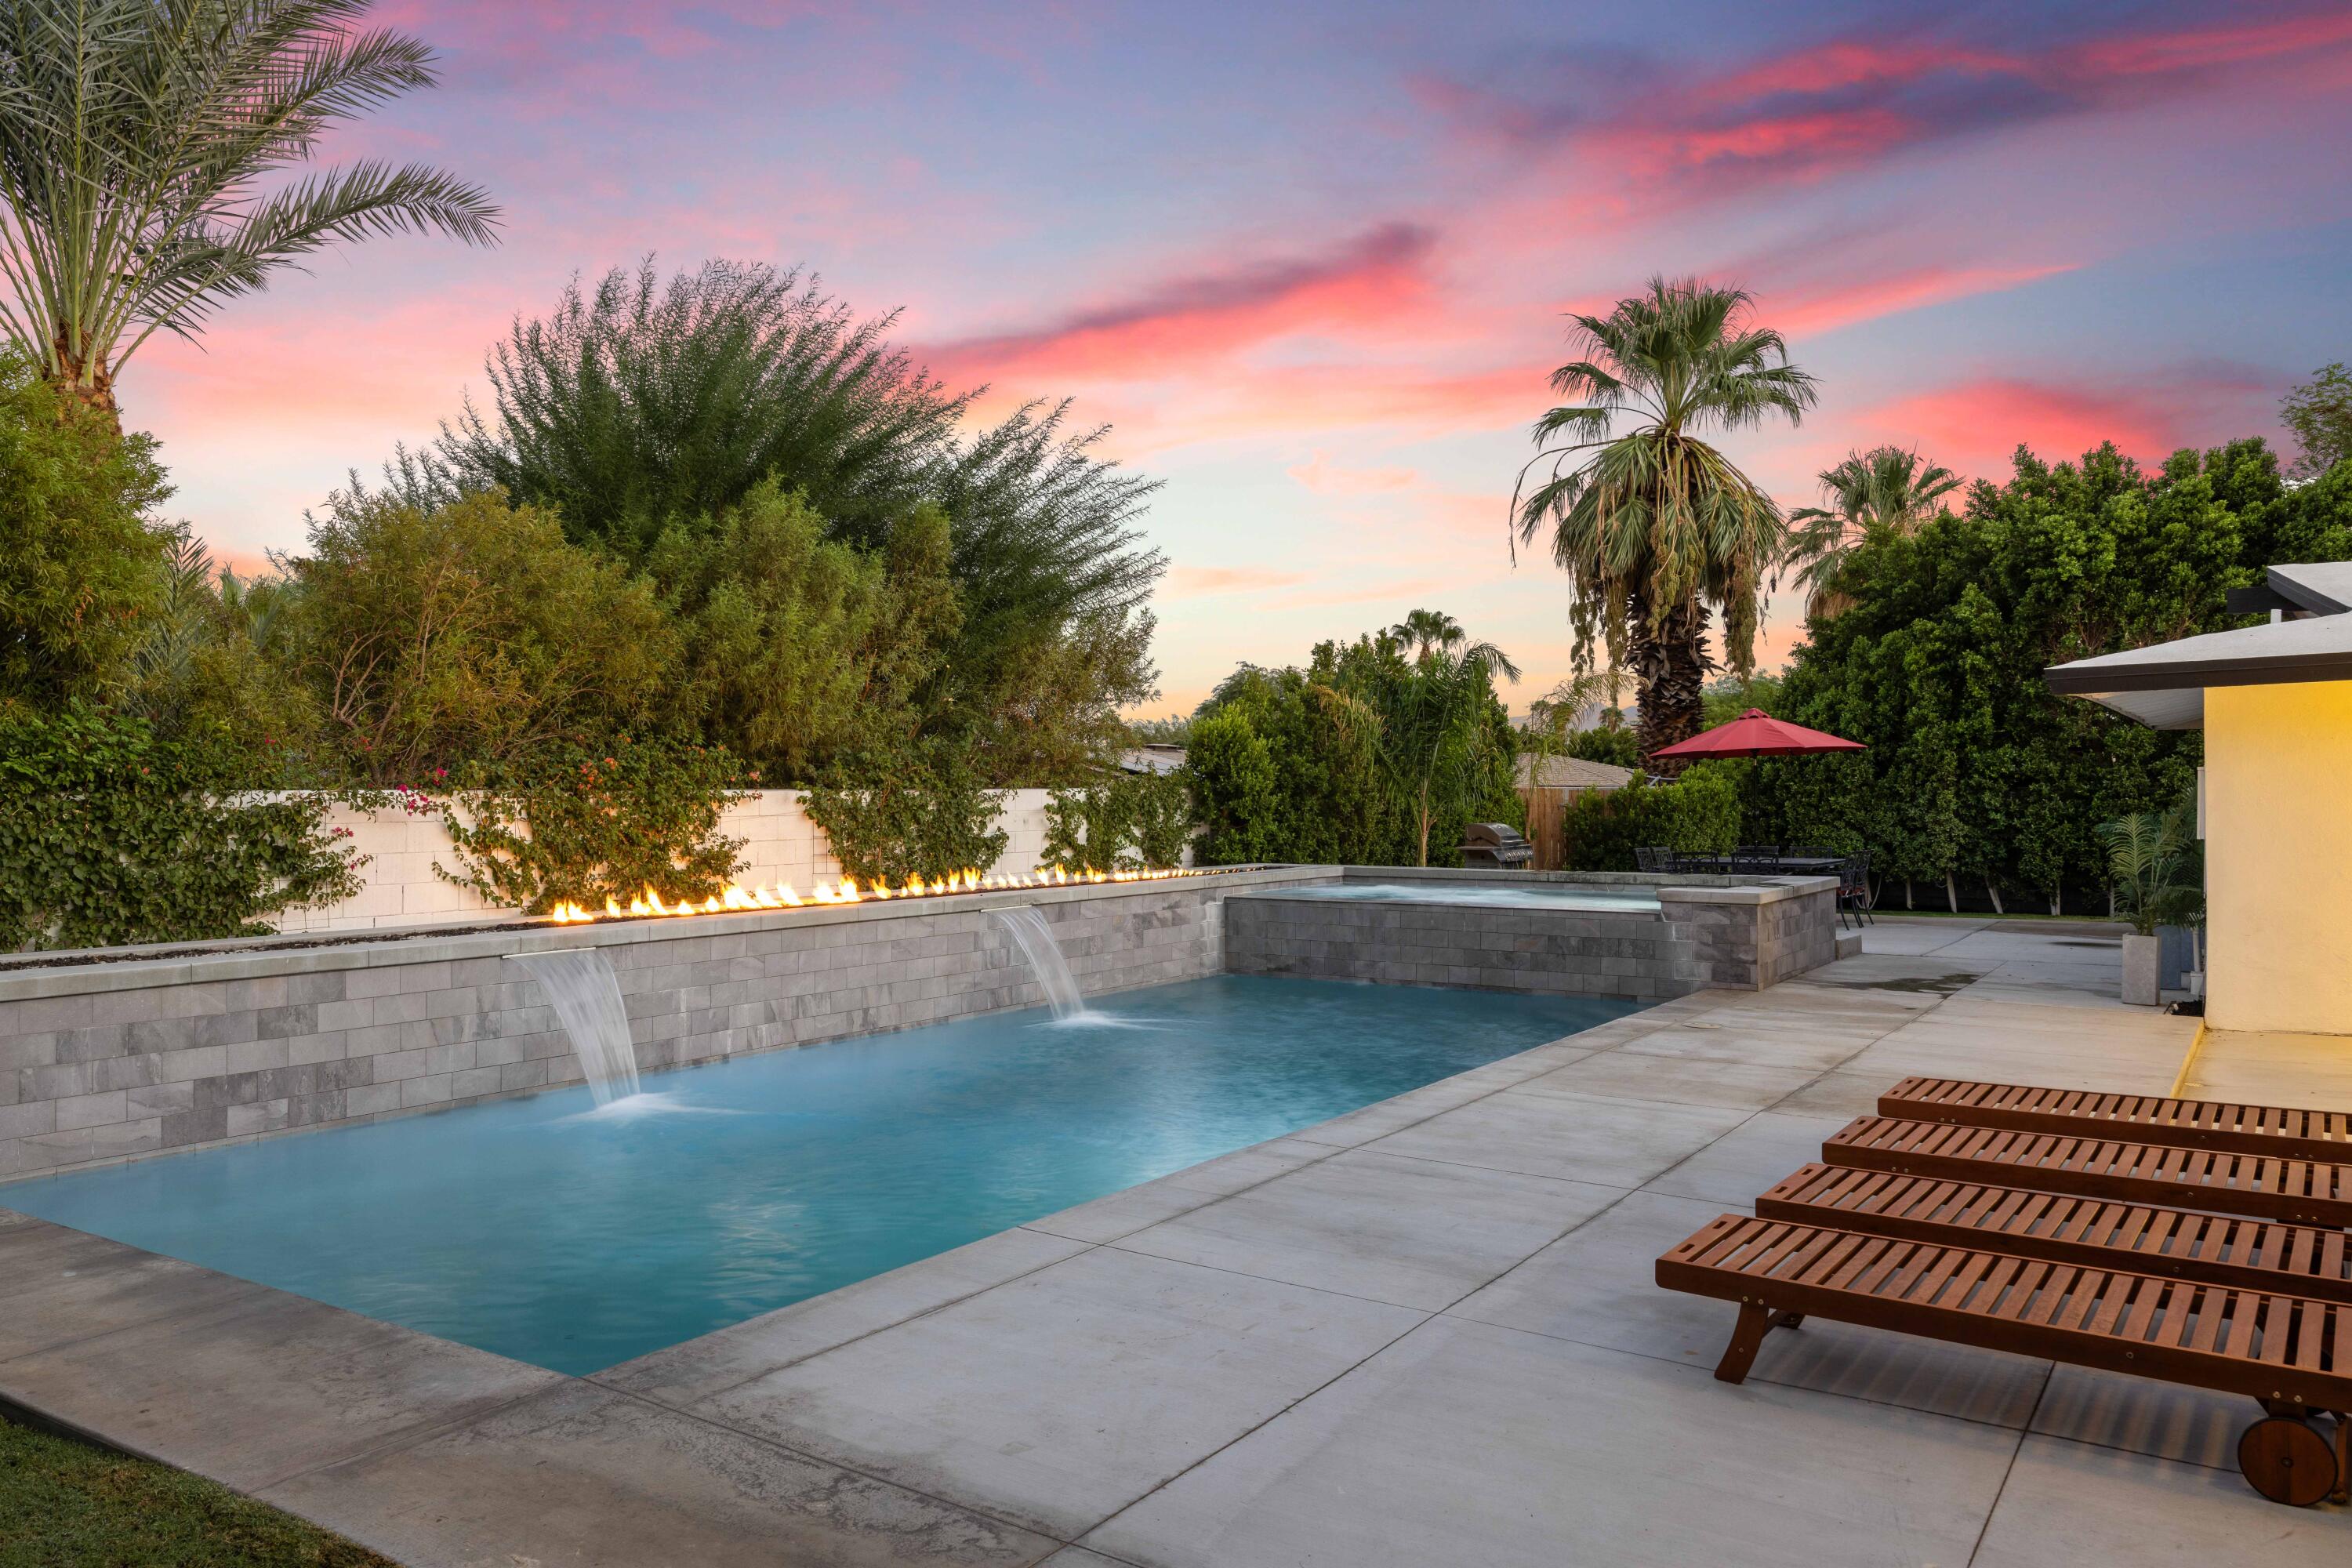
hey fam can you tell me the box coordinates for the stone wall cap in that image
[1657,877,1837,906]
[0,866,1336,1003]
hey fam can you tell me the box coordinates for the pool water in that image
[5,975,1640,1374]
[1260,881,1663,913]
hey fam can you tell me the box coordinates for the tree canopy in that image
[1750,437,2350,912]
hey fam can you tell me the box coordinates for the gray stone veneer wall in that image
[1658,880,1840,989]
[0,868,1329,1181]
[1222,897,1706,1000]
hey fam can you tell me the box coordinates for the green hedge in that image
[0,709,365,950]
[1559,764,1742,872]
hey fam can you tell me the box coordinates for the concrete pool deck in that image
[4,918,2347,1565]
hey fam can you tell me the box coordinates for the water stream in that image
[508,949,642,1106]
[989,905,1094,1022]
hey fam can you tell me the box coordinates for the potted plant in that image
[2098,801,2203,1007]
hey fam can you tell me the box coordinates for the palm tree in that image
[1388,608,1465,662]
[1512,278,1816,765]
[0,0,498,423]
[1381,635,1519,866]
[1780,445,1958,619]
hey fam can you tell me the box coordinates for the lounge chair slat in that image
[1878,1078,2352,1163]
[1823,1117,2352,1227]
[1757,1163,2352,1305]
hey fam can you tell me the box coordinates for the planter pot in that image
[2122,932,2161,1006]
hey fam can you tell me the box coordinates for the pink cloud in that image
[1287,454,1421,494]
[922,223,1441,387]
[1857,369,2274,481]
[1770,262,2078,339]
[1162,565,1312,598]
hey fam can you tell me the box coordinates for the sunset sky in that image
[122,0,2352,715]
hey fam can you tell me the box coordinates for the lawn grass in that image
[0,1414,395,1567]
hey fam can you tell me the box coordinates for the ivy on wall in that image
[1040,771,1190,870]
[802,757,1008,885]
[435,738,747,914]
[0,708,366,950]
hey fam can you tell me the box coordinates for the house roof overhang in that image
[2044,564,2352,730]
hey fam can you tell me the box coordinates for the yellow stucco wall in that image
[2204,680,2352,1035]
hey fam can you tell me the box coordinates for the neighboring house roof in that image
[1117,746,1187,775]
[1515,755,1638,789]
[2044,560,2352,729]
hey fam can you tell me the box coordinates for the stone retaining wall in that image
[0,869,1324,1181]
[1222,897,1704,1001]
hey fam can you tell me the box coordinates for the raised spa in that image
[4,975,1638,1374]
[1266,881,1663,913]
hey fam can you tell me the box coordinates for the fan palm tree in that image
[1780,445,1959,619]
[0,0,498,424]
[1512,278,1815,764]
[1389,608,1465,663]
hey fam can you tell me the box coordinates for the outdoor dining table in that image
[1678,855,1846,875]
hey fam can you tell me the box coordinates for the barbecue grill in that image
[1457,822,1533,869]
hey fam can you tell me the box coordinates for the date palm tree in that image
[1512,277,1815,765]
[0,0,498,424]
[1780,445,1958,619]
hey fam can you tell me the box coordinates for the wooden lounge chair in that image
[1879,1077,2352,1163]
[1657,1213,2352,1505]
[1823,1116,2352,1229]
[1759,1163,2352,1305]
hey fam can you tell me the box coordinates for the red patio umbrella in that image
[1650,708,1864,760]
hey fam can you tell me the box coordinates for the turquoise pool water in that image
[1258,881,1663,913]
[4,975,1639,1374]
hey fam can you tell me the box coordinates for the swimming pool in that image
[1261,881,1664,913]
[3,975,1639,1374]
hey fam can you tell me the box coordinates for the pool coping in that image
[0,986,1711,1563]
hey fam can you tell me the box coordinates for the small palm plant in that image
[0,0,499,423]
[2097,801,2204,938]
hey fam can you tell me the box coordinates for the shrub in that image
[1184,710,1280,865]
[1559,764,1741,872]
[645,484,960,782]
[0,353,173,711]
[803,754,1008,885]
[435,739,747,914]
[0,708,365,950]
[285,488,675,783]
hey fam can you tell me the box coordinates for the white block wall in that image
[274,789,1058,935]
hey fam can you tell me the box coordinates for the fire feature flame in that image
[543,864,1224,925]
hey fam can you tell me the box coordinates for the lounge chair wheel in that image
[1774,1311,1806,1329]
[2238,1416,2338,1507]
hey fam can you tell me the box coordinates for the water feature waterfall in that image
[989,906,1090,1021]
[509,949,642,1105]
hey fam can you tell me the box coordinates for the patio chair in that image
[1836,851,1872,927]
[1633,846,1670,873]
[1729,844,1780,874]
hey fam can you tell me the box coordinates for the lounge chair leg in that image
[1714,1303,1775,1384]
